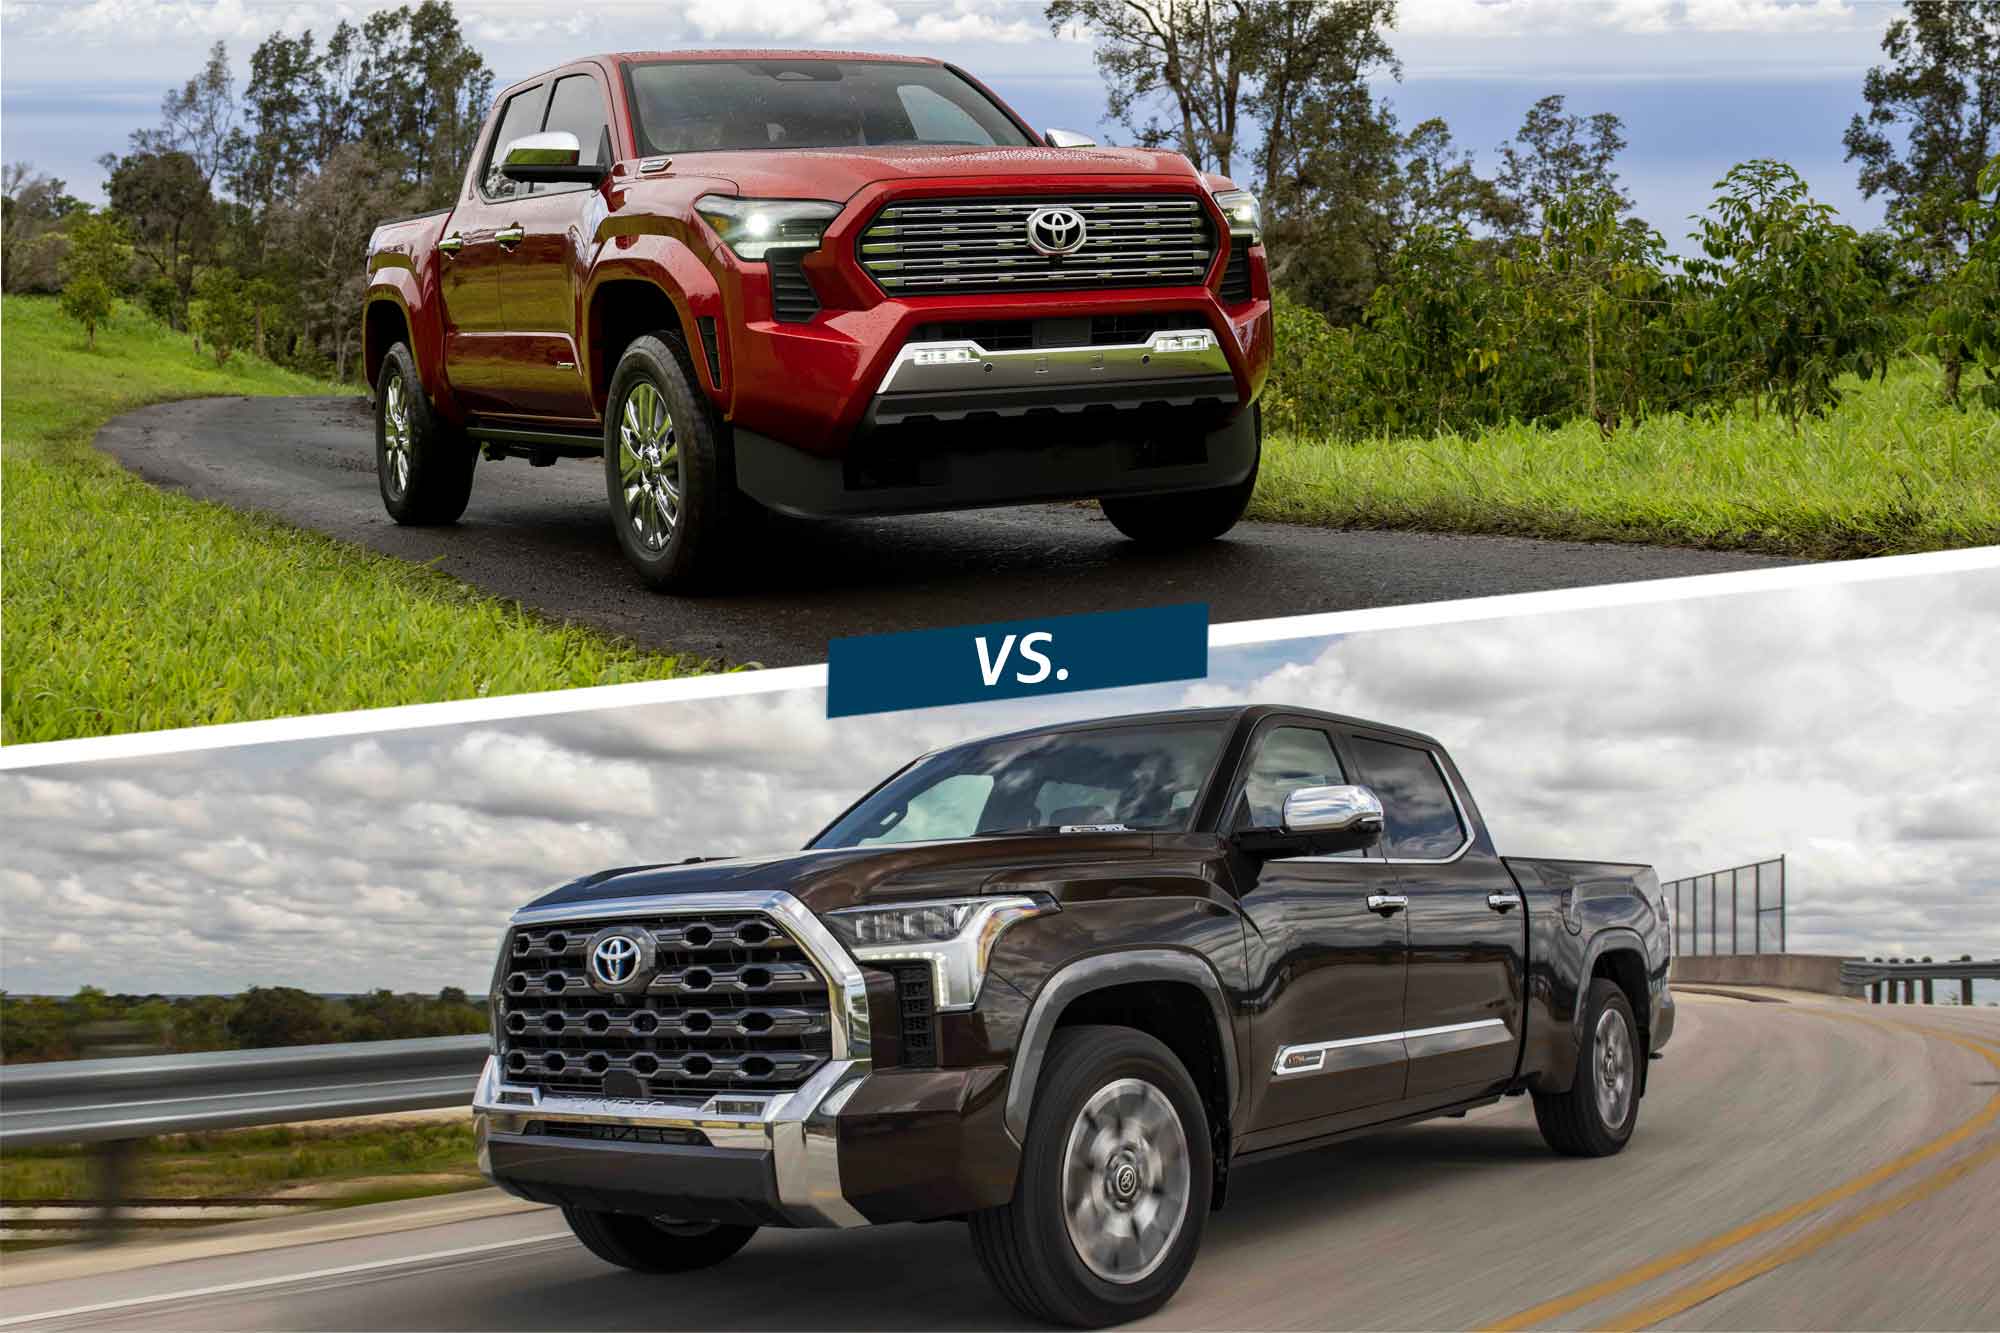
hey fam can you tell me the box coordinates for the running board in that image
[470,423,602,466]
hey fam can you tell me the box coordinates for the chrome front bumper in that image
[874,327,1231,398]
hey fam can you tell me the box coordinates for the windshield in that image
[810,721,1228,849]
[624,59,1034,155]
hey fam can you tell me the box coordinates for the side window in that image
[858,773,992,845]
[1348,737,1467,859]
[482,86,547,200]
[895,83,998,145]
[543,74,612,173]
[1235,726,1344,829]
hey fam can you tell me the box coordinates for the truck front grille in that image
[859,195,1217,294]
[498,911,833,1100]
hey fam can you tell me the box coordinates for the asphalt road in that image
[6,993,1997,1331]
[96,397,1790,666]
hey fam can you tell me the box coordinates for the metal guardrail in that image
[0,1034,489,1149]
[1842,956,2000,1006]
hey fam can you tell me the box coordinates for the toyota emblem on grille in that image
[1026,206,1087,257]
[590,933,642,988]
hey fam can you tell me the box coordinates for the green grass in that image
[0,1118,481,1203]
[1255,363,2000,558]
[2,296,718,744]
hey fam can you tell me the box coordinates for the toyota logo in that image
[1026,206,1088,257]
[590,934,642,988]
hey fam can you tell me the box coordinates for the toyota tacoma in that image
[474,705,1674,1325]
[363,51,1272,590]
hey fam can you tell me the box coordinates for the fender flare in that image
[1002,949,1240,1145]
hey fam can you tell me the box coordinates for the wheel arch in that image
[362,291,415,395]
[1579,928,1652,1096]
[1004,950,1240,1153]
[584,241,725,420]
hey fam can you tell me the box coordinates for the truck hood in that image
[669,144,1207,203]
[519,830,1161,917]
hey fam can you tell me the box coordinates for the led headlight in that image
[695,195,842,260]
[1212,188,1262,240]
[824,895,1058,1011]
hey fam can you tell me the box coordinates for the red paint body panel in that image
[364,49,1273,477]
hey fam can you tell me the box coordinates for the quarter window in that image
[1348,737,1466,859]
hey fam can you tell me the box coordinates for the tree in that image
[101,149,216,328]
[192,267,255,364]
[1495,94,1633,234]
[1844,1,2000,260]
[3,163,86,294]
[226,986,335,1048]
[267,142,418,381]
[129,41,239,189]
[57,213,129,348]
[1915,154,2000,405]
[355,2,495,208]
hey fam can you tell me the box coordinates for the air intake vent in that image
[695,316,722,386]
[884,961,937,1069]
[859,195,1217,294]
[768,251,820,323]
[1219,239,1253,304]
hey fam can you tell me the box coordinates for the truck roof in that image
[961,704,1446,752]
[599,50,943,67]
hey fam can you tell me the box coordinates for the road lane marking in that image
[0,1231,572,1327]
[1597,1135,2000,1330]
[1482,1015,2000,1332]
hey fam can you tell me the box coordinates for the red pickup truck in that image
[363,51,1273,590]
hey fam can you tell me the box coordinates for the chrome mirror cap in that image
[1281,784,1384,838]
[500,131,603,184]
[1044,128,1096,149]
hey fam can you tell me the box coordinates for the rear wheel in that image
[602,333,745,592]
[375,342,475,524]
[1099,422,1258,548]
[969,1026,1211,1327]
[562,1207,756,1273]
[1534,978,1641,1157]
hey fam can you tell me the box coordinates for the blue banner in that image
[827,603,1209,718]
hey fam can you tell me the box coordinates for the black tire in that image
[562,1207,756,1273]
[1099,422,1258,548]
[970,1026,1212,1327]
[1534,978,1642,1157]
[602,333,746,592]
[374,342,475,524]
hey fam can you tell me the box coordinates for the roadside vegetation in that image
[1,295,715,744]
[0,1117,481,1210]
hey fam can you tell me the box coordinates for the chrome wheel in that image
[1060,1077,1191,1285]
[1594,1006,1634,1129]
[618,380,680,552]
[381,372,412,499]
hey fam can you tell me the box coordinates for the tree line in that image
[3,0,1994,434]
[0,986,488,1064]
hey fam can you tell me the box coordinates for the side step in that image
[472,423,602,467]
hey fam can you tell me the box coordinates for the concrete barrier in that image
[1671,954,1861,998]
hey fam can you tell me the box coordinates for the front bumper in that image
[474,1055,1016,1228]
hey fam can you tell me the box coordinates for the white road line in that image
[0,1232,573,1327]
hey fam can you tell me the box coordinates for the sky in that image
[0,0,1905,244]
[3,563,1996,999]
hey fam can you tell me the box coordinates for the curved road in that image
[5,993,1997,1330]
[97,397,1789,666]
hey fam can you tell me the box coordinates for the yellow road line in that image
[1481,1014,2000,1332]
[1598,1136,2000,1330]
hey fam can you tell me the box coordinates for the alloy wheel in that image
[1060,1077,1191,1284]
[618,380,680,552]
[382,372,412,499]
[1594,1006,1634,1129]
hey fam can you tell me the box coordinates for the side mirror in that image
[1044,128,1096,149]
[1233,785,1384,859]
[500,131,603,184]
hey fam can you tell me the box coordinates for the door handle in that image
[1488,893,1520,913]
[438,232,463,255]
[1366,893,1409,916]
[496,224,526,247]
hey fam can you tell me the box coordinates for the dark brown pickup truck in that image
[474,704,1675,1325]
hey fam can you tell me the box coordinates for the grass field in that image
[2,296,716,745]
[1256,363,2000,557]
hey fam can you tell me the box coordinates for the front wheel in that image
[562,1208,756,1273]
[1533,978,1641,1157]
[602,333,744,592]
[375,342,475,524]
[1099,424,1258,548]
[969,1026,1212,1327]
